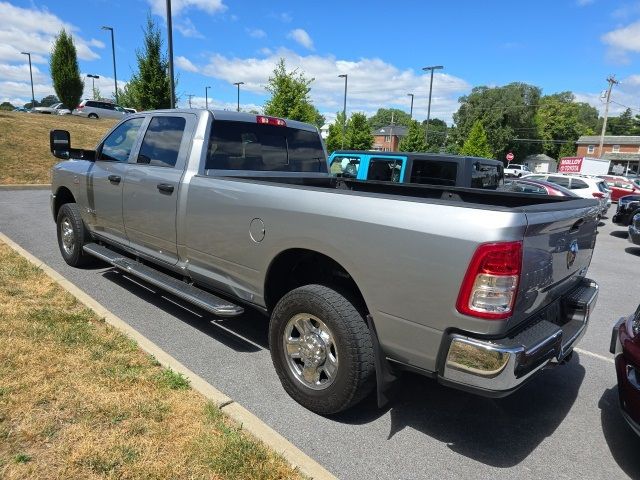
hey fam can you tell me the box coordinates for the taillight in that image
[456,241,522,319]
[76,104,83,109]
[592,192,604,198]
[256,115,286,127]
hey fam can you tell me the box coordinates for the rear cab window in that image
[205,120,326,173]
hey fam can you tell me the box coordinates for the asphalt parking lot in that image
[1,188,639,479]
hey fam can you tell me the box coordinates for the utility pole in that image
[187,94,194,108]
[338,74,348,149]
[20,52,35,109]
[597,75,619,158]
[390,111,394,152]
[165,0,175,108]
[233,81,244,112]
[407,93,414,119]
[422,65,443,147]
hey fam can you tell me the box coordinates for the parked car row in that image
[12,100,138,119]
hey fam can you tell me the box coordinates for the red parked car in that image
[611,305,640,436]
[600,176,640,202]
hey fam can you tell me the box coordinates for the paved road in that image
[2,189,640,480]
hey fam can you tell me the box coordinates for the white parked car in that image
[523,173,611,217]
[33,102,71,115]
[504,163,530,177]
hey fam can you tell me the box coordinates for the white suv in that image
[524,173,611,216]
[504,164,530,177]
[72,100,129,120]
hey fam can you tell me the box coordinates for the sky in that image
[1,0,639,125]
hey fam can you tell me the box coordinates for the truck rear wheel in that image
[56,203,93,267]
[269,284,375,414]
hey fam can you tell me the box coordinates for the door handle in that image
[157,183,175,193]
[108,174,121,184]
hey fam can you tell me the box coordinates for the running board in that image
[83,243,244,317]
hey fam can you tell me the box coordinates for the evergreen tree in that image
[345,112,373,150]
[264,58,324,127]
[49,30,83,110]
[460,120,493,158]
[125,15,172,110]
[398,120,428,152]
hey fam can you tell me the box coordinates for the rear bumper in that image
[439,278,598,397]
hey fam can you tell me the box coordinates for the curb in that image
[0,184,51,190]
[0,232,337,480]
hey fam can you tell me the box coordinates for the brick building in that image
[576,135,640,175]
[372,125,407,152]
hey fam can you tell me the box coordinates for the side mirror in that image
[50,129,70,159]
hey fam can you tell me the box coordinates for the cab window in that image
[410,159,457,186]
[330,156,361,178]
[98,117,144,162]
[367,158,402,182]
[137,116,186,168]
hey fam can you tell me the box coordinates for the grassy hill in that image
[0,112,117,184]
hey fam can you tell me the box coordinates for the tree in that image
[264,59,324,128]
[453,82,541,160]
[124,15,173,111]
[345,112,373,150]
[608,108,635,136]
[368,108,412,129]
[535,92,599,159]
[114,83,137,109]
[422,118,449,152]
[49,29,83,111]
[0,101,14,111]
[325,111,346,153]
[460,120,493,158]
[398,120,428,152]
[39,95,59,107]
[92,85,101,101]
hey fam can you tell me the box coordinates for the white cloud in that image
[178,95,262,112]
[0,63,47,83]
[602,20,640,63]
[176,18,203,38]
[288,29,314,50]
[147,0,226,17]
[201,49,470,123]
[247,28,266,39]
[176,55,198,72]
[0,2,103,63]
[576,0,594,6]
[269,12,292,23]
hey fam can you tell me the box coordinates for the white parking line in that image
[575,347,615,364]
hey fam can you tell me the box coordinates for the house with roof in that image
[371,125,408,152]
[576,135,640,175]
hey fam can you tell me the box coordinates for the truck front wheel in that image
[56,203,93,267]
[269,284,375,414]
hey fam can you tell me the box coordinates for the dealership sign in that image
[558,157,583,173]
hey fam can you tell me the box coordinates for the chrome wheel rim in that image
[60,217,75,255]
[283,313,338,391]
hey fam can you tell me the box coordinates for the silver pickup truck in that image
[49,109,599,414]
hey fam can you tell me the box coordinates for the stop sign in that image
[506,152,514,162]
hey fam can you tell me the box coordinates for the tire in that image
[269,284,375,414]
[56,203,93,267]
[88,113,98,119]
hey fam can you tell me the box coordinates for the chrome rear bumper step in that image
[83,243,244,317]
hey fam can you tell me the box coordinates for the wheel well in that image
[264,249,368,314]
[53,187,76,220]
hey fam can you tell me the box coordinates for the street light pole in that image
[407,93,414,119]
[165,0,175,109]
[205,86,211,109]
[233,82,244,112]
[87,74,100,99]
[20,52,35,109]
[422,65,443,146]
[101,26,118,104]
[338,74,348,149]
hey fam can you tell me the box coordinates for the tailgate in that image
[510,200,599,328]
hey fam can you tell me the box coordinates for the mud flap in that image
[366,315,397,408]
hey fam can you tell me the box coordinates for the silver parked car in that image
[72,100,128,120]
[33,102,71,115]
